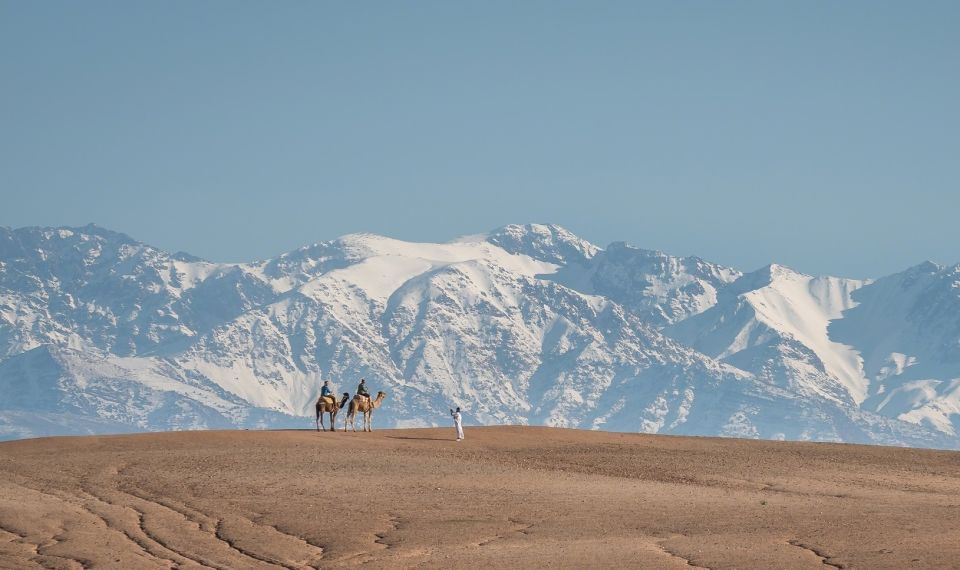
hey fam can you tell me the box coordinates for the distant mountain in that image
[667,264,868,406]
[829,262,960,434]
[0,223,957,448]
[550,241,741,326]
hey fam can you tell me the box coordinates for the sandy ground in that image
[0,426,958,569]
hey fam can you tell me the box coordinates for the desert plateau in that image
[0,427,958,569]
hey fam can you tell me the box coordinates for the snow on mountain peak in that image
[826,261,960,433]
[669,263,871,405]
[486,223,600,264]
[550,241,742,326]
[764,262,804,278]
[297,232,560,302]
[2,223,960,448]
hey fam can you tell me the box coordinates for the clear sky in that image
[2,1,958,278]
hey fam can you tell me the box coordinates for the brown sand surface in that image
[0,426,958,569]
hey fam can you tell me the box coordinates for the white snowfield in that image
[0,223,958,449]
[669,265,871,405]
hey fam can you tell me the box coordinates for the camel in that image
[316,392,350,432]
[344,391,387,432]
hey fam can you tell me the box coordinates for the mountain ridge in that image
[1,223,958,447]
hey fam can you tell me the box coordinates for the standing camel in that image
[344,391,387,432]
[316,392,350,432]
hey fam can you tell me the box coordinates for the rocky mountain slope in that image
[0,223,957,448]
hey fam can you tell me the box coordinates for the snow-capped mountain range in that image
[1,223,958,448]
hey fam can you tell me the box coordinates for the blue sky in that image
[2,1,958,278]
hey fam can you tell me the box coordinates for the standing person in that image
[450,407,464,441]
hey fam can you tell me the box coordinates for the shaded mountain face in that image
[828,262,960,435]
[0,224,958,448]
[550,242,742,326]
[666,264,870,406]
[664,262,960,439]
[0,225,277,358]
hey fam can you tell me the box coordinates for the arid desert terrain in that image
[0,426,958,569]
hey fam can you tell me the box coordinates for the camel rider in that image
[357,378,371,404]
[320,381,336,406]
